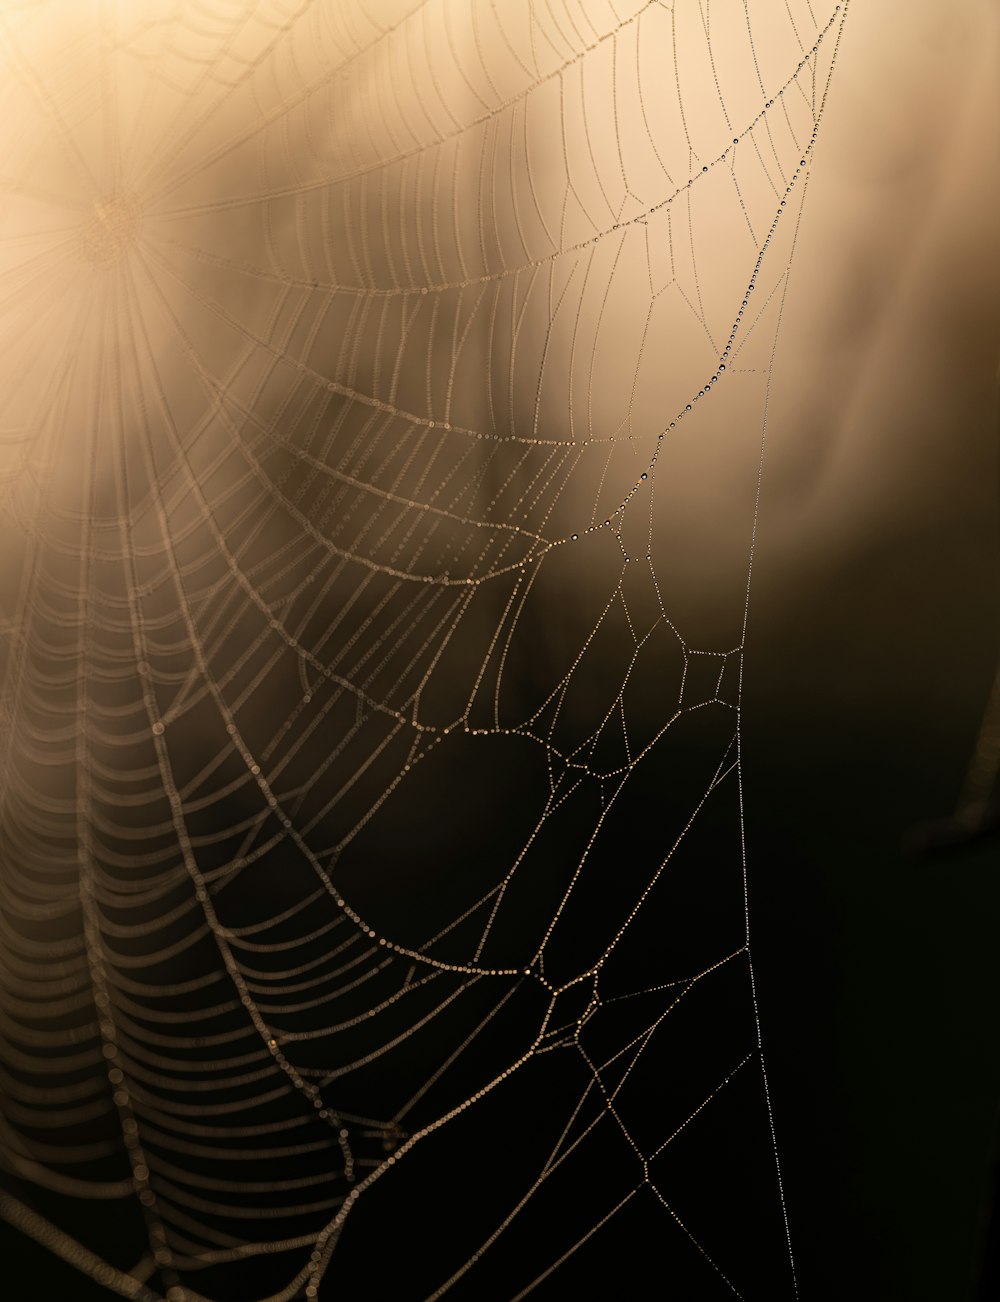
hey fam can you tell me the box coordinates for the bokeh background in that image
[0,2,997,1299]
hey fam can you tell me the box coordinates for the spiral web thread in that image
[0,2,849,1298]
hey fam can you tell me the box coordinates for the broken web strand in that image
[0,2,853,1299]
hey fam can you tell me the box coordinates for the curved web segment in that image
[0,2,849,1299]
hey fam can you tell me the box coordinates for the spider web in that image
[0,1,849,1298]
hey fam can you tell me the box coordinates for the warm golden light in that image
[78,196,142,265]
[0,3,997,1300]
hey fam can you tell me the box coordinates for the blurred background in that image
[0,2,997,1299]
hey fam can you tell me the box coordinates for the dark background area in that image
[4,478,999,1301]
[2,3,998,1296]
